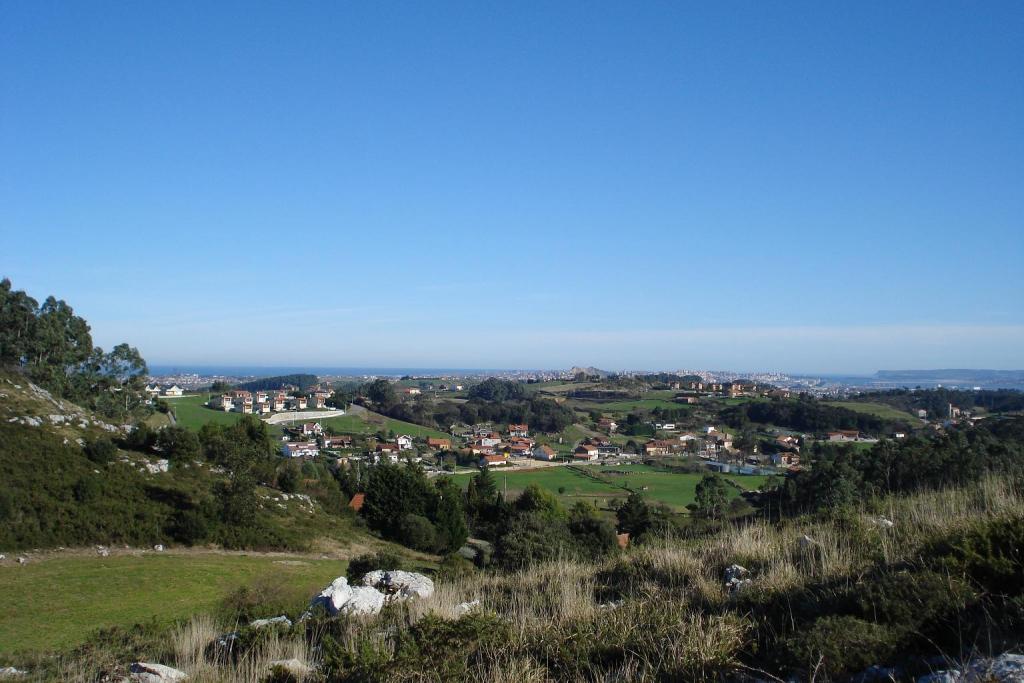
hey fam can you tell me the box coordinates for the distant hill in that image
[568,366,612,379]
[236,373,319,391]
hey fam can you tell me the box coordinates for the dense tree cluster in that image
[0,278,149,420]
[360,463,468,553]
[236,374,319,391]
[781,418,1024,512]
[722,397,893,434]
[857,388,1024,418]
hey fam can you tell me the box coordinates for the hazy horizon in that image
[3,2,1022,372]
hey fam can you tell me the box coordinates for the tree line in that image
[0,278,149,421]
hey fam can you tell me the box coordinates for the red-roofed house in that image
[508,424,529,437]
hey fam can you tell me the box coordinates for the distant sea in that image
[148,365,512,378]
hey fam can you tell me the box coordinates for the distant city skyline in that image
[3,2,1022,372]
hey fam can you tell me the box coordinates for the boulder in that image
[967,653,1024,682]
[454,599,481,617]
[153,545,164,552]
[341,586,386,615]
[128,662,188,682]
[363,570,434,601]
[249,615,291,629]
[917,653,1024,683]
[798,534,816,550]
[0,667,27,678]
[310,577,354,616]
[268,659,311,677]
[723,564,751,594]
[874,517,895,529]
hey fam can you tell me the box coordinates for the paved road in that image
[263,408,346,425]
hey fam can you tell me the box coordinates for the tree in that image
[693,474,730,519]
[568,502,620,560]
[155,426,200,462]
[616,492,653,537]
[364,379,397,409]
[278,461,301,493]
[398,514,439,552]
[433,477,469,553]
[361,464,438,540]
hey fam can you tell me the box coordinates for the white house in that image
[163,385,184,397]
[396,435,414,450]
[533,445,557,461]
[282,441,319,458]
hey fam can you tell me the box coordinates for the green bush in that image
[398,513,439,552]
[929,514,1024,594]
[346,551,406,583]
[782,615,896,680]
[436,553,476,582]
[84,437,118,464]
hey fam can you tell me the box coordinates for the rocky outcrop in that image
[308,576,386,616]
[917,653,1024,682]
[307,570,434,618]
[249,615,291,629]
[127,662,188,682]
[723,564,751,594]
[362,570,435,601]
[268,659,311,677]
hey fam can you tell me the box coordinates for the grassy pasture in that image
[455,464,767,511]
[317,410,451,440]
[570,398,691,413]
[823,401,918,422]
[0,552,342,655]
[165,395,284,436]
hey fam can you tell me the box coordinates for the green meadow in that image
[454,463,767,511]
[0,553,343,655]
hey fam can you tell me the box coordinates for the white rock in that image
[153,545,164,552]
[129,662,188,682]
[0,555,5,561]
[97,547,110,557]
[0,666,27,677]
[249,615,292,629]
[966,653,1024,682]
[917,671,960,683]
[875,517,895,529]
[364,570,435,601]
[340,586,385,615]
[454,599,481,616]
[311,577,354,616]
[16,557,27,565]
[723,564,751,594]
[268,659,311,676]
[798,534,816,549]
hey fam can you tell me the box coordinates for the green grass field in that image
[823,401,918,422]
[316,410,451,440]
[455,464,767,511]
[165,394,251,429]
[0,553,343,655]
[570,398,691,414]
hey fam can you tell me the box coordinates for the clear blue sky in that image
[2,1,1022,373]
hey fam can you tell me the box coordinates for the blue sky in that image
[2,1,1022,373]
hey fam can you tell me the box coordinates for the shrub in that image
[436,553,476,582]
[346,550,406,583]
[929,514,1024,594]
[782,615,896,680]
[398,513,439,552]
[84,437,118,464]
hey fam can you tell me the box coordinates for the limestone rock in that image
[723,564,751,594]
[363,570,434,601]
[454,599,481,616]
[268,659,311,677]
[249,615,292,629]
[128,662,188,682]
[341,586,386,615]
